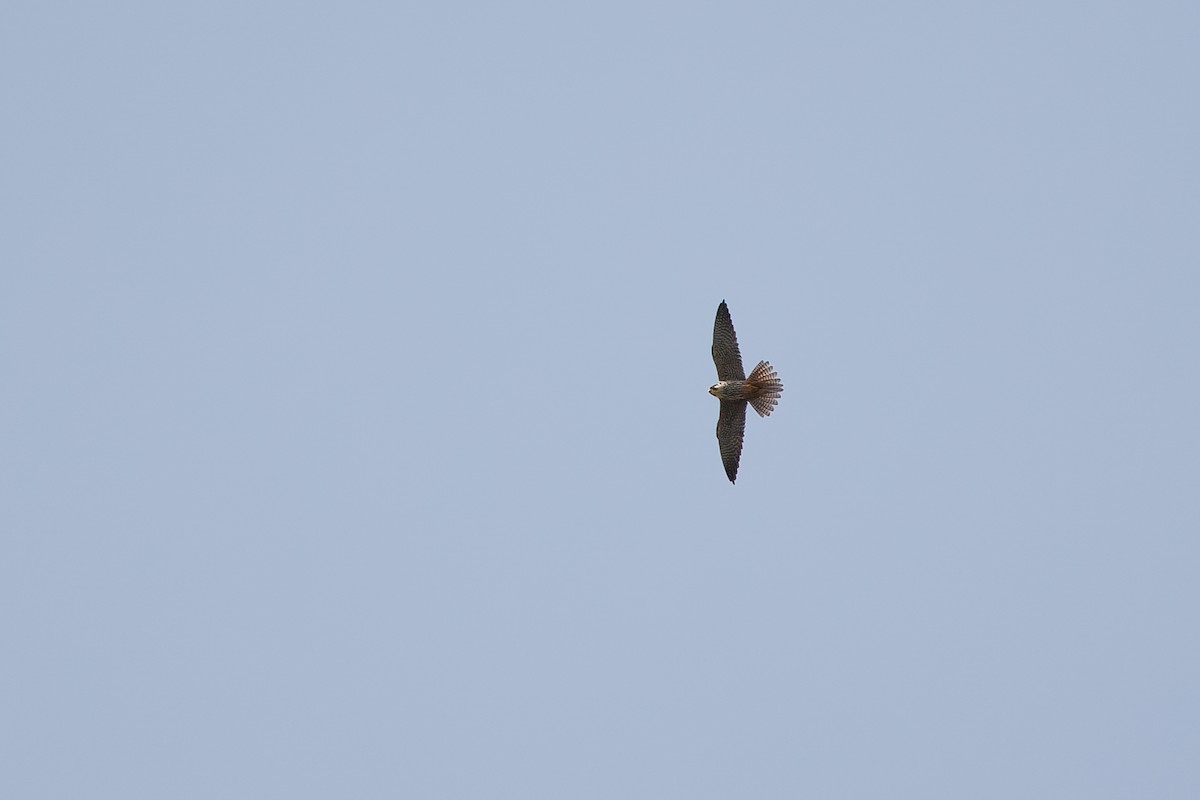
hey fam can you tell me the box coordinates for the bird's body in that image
[709,380,756,400]
[709,301,782,483]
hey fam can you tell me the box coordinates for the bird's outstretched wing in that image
[712,301,746,381]
[716,400,747,483]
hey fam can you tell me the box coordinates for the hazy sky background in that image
[4,2,1198,797]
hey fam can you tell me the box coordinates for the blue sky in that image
[4,3,1198,797]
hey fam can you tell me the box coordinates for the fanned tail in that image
[748,360,783,417]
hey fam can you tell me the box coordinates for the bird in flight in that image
[709,300,783,483]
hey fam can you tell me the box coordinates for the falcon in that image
[709,300,783,483]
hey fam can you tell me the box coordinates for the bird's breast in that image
[711,380,758,400]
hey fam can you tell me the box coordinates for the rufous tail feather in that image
[748,360,783,417]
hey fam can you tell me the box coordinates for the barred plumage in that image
[747,360,783,418]
[712,301,745,381]
[715,400,746,483]
[708,301,783,483]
